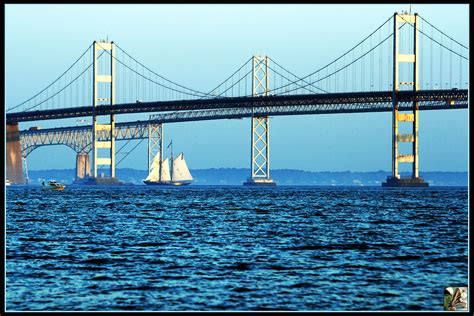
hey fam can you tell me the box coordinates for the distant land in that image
[25,168,468,186]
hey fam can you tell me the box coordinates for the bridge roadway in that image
[7,89,468,123]
[19,92,468,157]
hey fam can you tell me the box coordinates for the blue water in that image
[6,185,468,311]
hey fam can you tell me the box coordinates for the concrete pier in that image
[75,153,91,181]
[243,178,277,186]
[382,176,429,187]
[6,123,24,184]
[74,176,123,185]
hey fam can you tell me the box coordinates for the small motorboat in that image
[42,180,66,190]
[6,179,11,186]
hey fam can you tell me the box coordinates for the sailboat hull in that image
[143,180,192,186]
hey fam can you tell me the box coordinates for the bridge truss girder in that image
[19,98,467,159]
[20,124,149,158]
[21,128,92,158]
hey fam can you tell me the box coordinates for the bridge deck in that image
[7,89,468,123]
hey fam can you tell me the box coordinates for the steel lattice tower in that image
[244,56,276,186]
[148,122,163,181]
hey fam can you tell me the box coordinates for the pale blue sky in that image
[5,4,469,172]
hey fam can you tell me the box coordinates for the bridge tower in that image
[148,122,163,180]
[383,13,428,187]
[243,56,276,186]
[91,40,119,184]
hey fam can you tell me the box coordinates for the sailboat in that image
[143,141,193,186]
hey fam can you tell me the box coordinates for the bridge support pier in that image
[6,123,25,184]
[244,55,276,187]
[75,153,91,181]
[383,12,428,187]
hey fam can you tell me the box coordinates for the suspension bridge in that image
[6,12,469,187]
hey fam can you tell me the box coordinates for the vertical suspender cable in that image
[449,39,452,88]
[440,34,443,89]
[420,20,423,90]
[459,44,462,88]
[430,26,433,90]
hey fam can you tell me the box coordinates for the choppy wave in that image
[6,186,468,311]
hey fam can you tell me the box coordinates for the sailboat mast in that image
[170,140,173,181]
[159,128,164,182]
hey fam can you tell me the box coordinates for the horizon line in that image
[26,168,468,173]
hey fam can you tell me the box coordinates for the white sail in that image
[145,152,161,182]
[160,158,171,181]
[172,153,193,182]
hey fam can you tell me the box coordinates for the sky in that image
[5,4,469,172]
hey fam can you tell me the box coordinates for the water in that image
[6,185,468,311]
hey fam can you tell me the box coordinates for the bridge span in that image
[6,12,469,187]
[6,89,467,124]
[19,96,467,183]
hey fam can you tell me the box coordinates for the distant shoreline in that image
[23,168,468,187]
[27,168,469,173]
